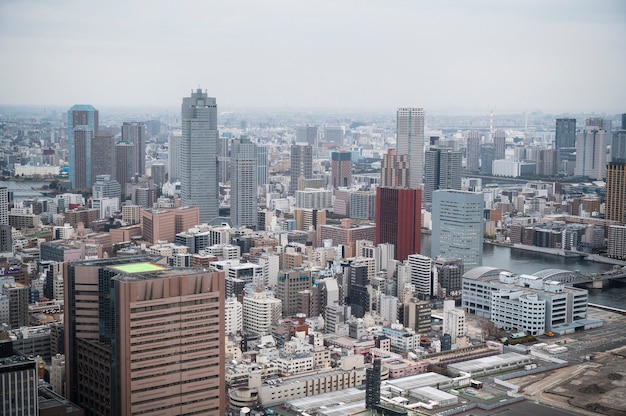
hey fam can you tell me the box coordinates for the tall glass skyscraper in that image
[432,190,484,271]
[397,107,424,189]
[67,104,98,189]
[289,143,313,195]
[181,89,219,223]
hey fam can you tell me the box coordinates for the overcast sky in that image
[1,0,625,113]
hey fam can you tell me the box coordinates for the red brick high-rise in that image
[375,187,421,261]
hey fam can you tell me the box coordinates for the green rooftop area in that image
[111,262,166,274]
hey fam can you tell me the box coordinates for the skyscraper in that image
[230,137,258,229]
[397,108,425,189]
[555,118,577,149]
[168,131,182,183]
[466,130,482,172]
[605,162,626,224]
[121,122,146,176]
[181,89,219,223]
[480,143,494,175]
[92,130,115,178]
[331,151,352,188]
[376,187,421,261]
[290,143,313,195]
[612,115,626,162]
[257,144,269,186]
[67,104,98,189]
[65,258,226,415]
[432,190,483,271]
[381,149,409,187]
[493,129,506,160]
[114,140,134,185]
[575,125,607,180]
[423,147,462,204]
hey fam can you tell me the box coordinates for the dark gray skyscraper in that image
[230,137,258,229]
[67,104,98,189]
[290,143,313,195]
[614,114,626,162]
[423,147,462,203]
[466,130,481,172]
[121,122,146,176]
[555,118,577,163]
[181,89,219,223]
[493,129,506,160]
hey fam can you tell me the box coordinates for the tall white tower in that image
[397,108,425,189]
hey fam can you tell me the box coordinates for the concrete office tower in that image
[0,345,39,415]
[217,136,230,184]
[331,151,352,188]
[408,254,434,298]
[93,175,121,210]
[493,129,506,160]
[480,144,494,175]
[0,187,10,250]
[257,144,269,185]
[150,161,167,188]
[0,187,7,225]
[68,104,98,190]
[397,107,425,189]
[276,269,313,317]
[230,137,258,229]
[92,130,115,178]
[381,149,409,187]
[443,299,466,344]
[535,148,559,176]
[605,162,626,223]
[325,126,345,145]
[575,125,607,180]
[65,258,226,415]
[612,115,626,162]
[290,143,313,195]
[555,118,577,148]
[243,290,282,335]
[121,122,146,176]
[114,140,134,185]
[168,131,182,182]
[466,130,482,172]
[376,187,421,261]
[181,89,219,224]
[432,190,484,271]
[423,147,462,204]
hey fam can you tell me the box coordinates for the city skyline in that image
[1,1,625,113]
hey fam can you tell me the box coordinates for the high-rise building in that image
[150,161,167,188]
[121,122,146,176]
[397,107,425,189]
[376,187,421,261]
[480,143,494,175]
[257,144,269,186]
[535,148,559,176]
[242,290,282,335]
[331,151,351,188]
[493,129,506,160]
[0,187,8,226]
[556,118,577,149]
[92,130,115,178]
[67,105,98,190]
[612,115,626,162]
[276,269,313,317]
[65,258,225,415]
[290,144,313,195]
[408,254,434,298]
[466,130,482,172]
[168,131,182,183]
[181,89,219,223]
[114,140,134,185]
[381,149,409,187]
[0,343,39,415]
[605,162,626,224]
[432,190,483,271]
[230,137,258,229]
[217,136,230,184]
[575,125,607,180]
[423,147,462,204]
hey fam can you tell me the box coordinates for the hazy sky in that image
[1,0,625,113]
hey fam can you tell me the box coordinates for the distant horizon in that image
[0,103,622,118]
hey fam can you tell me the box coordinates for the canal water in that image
[421,233,626,309]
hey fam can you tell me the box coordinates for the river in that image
[421,233,626,310]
